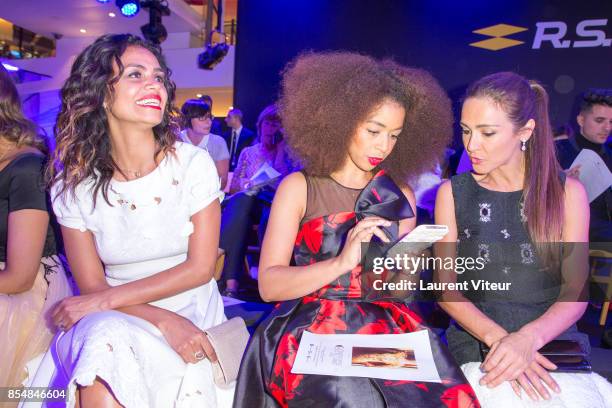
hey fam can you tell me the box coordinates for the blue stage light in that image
[96,0,111,3]
[116,0,140,17]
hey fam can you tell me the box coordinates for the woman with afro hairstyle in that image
[234,52,479,407]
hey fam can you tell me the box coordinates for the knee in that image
[73,311,131,337]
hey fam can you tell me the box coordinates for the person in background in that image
[436,72,605,406]
[224,108,255,171]
[228,105,293,195]
[555,89,612,242]
[219,104,295,298]
[198,94,224,135]
[181,99,230,189]
[0,63,72,388]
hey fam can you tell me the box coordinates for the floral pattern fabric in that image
[234,171,479,408]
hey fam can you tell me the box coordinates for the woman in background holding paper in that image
[233,52,478,407]
[436,72,611,407]
[228,104,293,195]
[218,105,295,297]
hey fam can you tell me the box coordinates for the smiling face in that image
[577,104,612,144]
[460,96,534,175]
[106,46,168,130]
[346,99,405,172]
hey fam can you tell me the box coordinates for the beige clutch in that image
[204,317,250,387]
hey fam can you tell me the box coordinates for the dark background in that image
[234,0,612,147]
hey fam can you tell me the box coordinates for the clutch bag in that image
[204,317,250,387]
[480,339,591,373]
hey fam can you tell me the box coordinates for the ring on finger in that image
[194,350,205,360]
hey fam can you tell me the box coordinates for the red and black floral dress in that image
[234,171,479,408]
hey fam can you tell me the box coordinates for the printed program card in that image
[291,330,442,382]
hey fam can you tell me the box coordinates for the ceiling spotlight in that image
[196,93,203,98]
[116,0,140,17]
[198,31,229,70]
[80,28,87,33]
[108,12,116,17]
[97,0,111,3]
[140,0,170,44]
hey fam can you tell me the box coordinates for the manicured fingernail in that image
[554,385,560,393]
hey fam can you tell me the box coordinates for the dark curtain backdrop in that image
[234,0,611,147]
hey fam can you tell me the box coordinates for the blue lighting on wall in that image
[1,63,19,71]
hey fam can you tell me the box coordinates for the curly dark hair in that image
[278,52,452,185]
[0,64,47,154]
[48,34,180,206]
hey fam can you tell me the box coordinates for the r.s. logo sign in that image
[471,19,611,51]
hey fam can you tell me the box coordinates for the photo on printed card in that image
[351,347,418,369]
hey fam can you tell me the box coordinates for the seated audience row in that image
[1,33,609,408]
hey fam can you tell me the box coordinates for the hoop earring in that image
[520,140,527,151]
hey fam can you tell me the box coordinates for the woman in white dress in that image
[32,34,231,407]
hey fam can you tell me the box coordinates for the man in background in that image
[224,108,256,171]
[556,88,612,241]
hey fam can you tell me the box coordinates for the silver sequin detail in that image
[479,203,492,223]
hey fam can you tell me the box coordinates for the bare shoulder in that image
[277,171,307,197]
[268,172,308,225]
[399,184,416,204]
[563,176,588,206]
[436,179,453,202]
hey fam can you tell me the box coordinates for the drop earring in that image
[520,140,527,151]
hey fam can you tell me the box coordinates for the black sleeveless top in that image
[446,172,589,365]
[0,153,58,261]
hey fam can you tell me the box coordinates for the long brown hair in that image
[48,34,179,207]
[465,72,564,243]
[0,64,47,153]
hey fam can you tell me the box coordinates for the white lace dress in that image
[23,142,233,408]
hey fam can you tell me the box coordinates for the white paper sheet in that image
[291,330,442,382]
[249,162,281,189]
[570,149,612,203]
